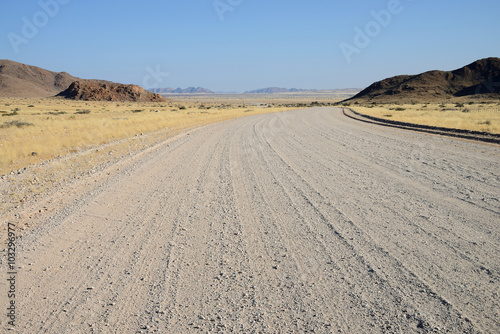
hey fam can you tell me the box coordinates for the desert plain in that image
[0,90,499,333]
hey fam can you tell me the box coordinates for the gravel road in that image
[3,107,499,333]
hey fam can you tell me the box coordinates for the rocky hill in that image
[149,87,214,94]
[57,81,165,102]
[0,60,164,102]
[345,57,500,103]
[0,59,90,98]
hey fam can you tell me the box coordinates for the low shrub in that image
[2,111,18,117]
[0,120,34,128]
[75,110,91,114]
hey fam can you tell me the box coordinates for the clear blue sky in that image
[1,0,499,92]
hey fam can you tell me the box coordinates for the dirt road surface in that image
[2,107,499,333]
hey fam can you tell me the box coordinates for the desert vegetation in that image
[349,102,500,134]
[0,97,296,174]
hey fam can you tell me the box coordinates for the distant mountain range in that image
[346,57,500,103]
[244,87,310,94]
[149,87,214,94]
[149,87,358,95]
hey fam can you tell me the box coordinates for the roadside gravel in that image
[1,107,499,333]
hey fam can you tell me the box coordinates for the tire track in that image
[8,107,499,333]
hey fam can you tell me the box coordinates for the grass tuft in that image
[1,120,34,128]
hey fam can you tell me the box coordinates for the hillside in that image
[57,81,165,102]
[0,59,79,98]
[0,59,112,98]
[346,57,500,103]
[149,87,214,94]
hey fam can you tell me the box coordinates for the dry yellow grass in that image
[351,102,500,134]
[0,97,296,174]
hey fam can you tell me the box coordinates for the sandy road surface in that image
[2,107,499,333]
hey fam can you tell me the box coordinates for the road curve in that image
[6,107,500,333]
